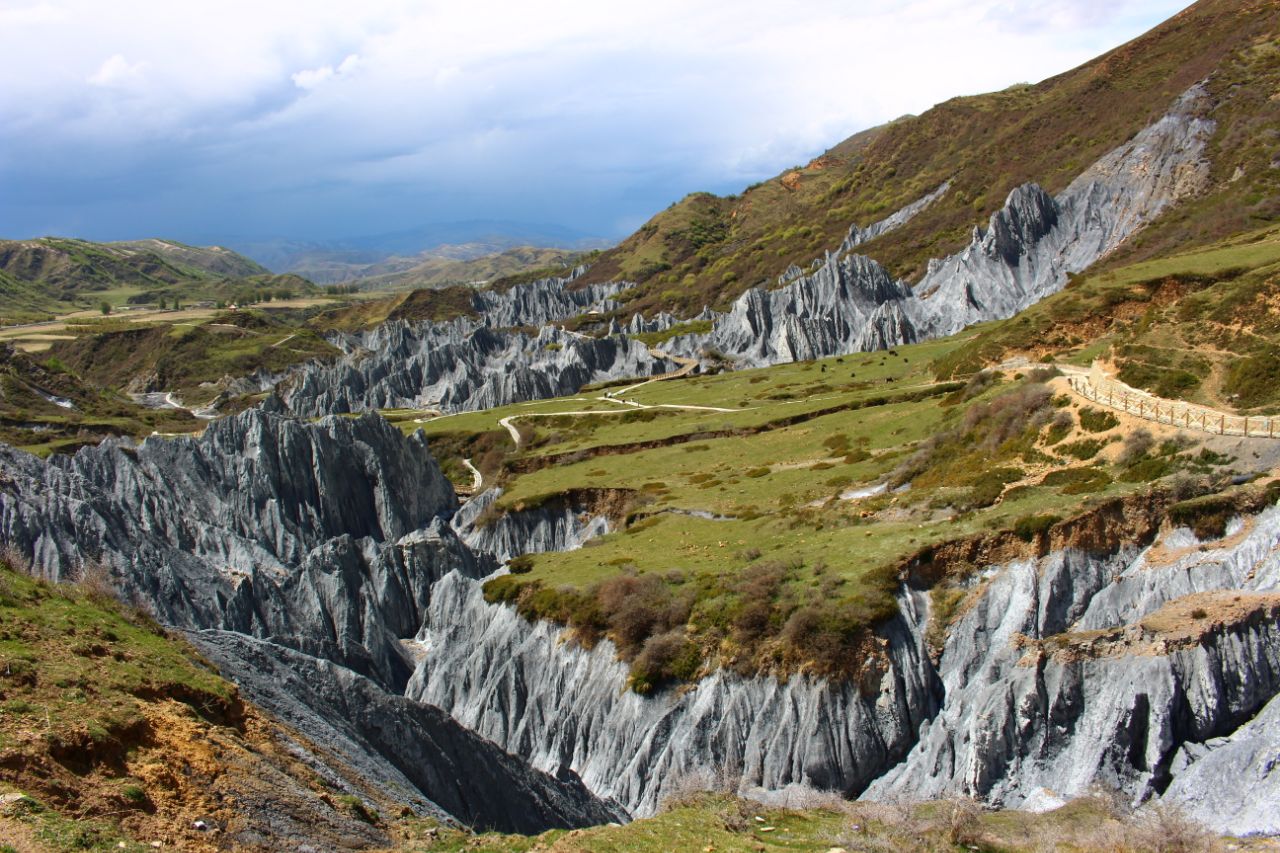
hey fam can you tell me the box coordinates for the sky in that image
[0,0,1193,249]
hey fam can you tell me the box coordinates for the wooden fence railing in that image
[1066,375,1279,439]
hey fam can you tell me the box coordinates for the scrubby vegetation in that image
[573,1,1280,319]
[439,333,1257,690]
[394,789,1239,852]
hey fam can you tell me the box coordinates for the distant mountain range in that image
[226,220,613,284]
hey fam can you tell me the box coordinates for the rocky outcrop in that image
[663,84,1214,368]
[1162,690,1280,836]
[0,406,624,832]
[407,573,940,816]
[909,85,1214,339]
[0,404,479,688]
[864,525,1280,811]
[408,500,1280,830]
[285,320,670,417]
[451,488,612,564]
[194,630,623,833]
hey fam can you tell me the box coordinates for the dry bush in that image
[942,797,984,847]
[1121,802,1217,853]
[74,559,120,603]
[657,758,743,813]
[0,542,32,576]
[1118,427,1156,467]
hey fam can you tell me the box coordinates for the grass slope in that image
[0,238,319,324]
[0,561,431,852]
[394,791,1253,852]
[0,345,201,457]
[51,309,340,402]
[404,329,1265,692]
[932,223,1280,413]
[358,246,582,291]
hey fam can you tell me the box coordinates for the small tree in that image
[156,297,166,310]
[99,301,111,315]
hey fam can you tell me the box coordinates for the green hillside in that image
[933,222,1280,414]
[403,323,1274,692]
[0,237,319,323]
[573,0,1280,317]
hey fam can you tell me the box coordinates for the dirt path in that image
[1061,362,1280,440]
[609,349,699,396]
[460,457,483,495]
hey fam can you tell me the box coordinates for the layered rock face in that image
[865,511,1280,823]
[195,630,623,833]
[282,275,675,417]
[408,503,1280,835]
[451,488,612,564]
[908,84,1214,339]
[660,84,1214,367]
[286,319,669,417]
[0,408,616,831]
[408,573,940,816]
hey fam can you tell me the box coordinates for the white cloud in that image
[87,53,146,87]
[0,2,66,26]
[0,0,1195,240]
[292,53,360,89]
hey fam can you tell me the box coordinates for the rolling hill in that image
[0,237,318,323]
[573,0,1280,317]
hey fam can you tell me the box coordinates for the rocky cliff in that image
[451,487,612,564]
[0,407,616,831]
[285,320,670,417]
[408,501,1280,835]
[659,84,1215,368]
[408,572,940,816]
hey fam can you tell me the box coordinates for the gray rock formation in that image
[909,84,1214,339]
[1162,690,1280,836]
[451,488,611,564]
[285,320,670,417]
[408,501,1280,830]
[864,524,1280,812]
[407,572,940,816]
[662,84,1214,368]
[0,408,616,831]
[0,405,475,687]
[194,630,624,833]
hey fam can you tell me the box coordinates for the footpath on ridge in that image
[1060,361,1280,440]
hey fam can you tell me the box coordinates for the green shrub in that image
[507,554,535,574]
[964,467,1022,509]
[1012,514,1061,542]
[1042,467,1111,494]
[1223,348,1280,408]
[1044,411,1073,445]
[1169,494,1237,540]
[1060,438,1106,460]
[629,630,702,693]
[1078,407,1119,433]
[1117,428,1155,467]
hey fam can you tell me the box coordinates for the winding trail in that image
[494,350,742,447]
[459,457,484,496]
[1059,362,1280,440]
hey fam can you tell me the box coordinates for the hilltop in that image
[573,0,1280,317]
[0,237,317,323]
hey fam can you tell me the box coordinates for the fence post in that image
[1220,414,1225,435]
[1244,416,1249,437]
